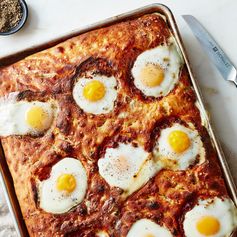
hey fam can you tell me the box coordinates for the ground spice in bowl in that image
[0,0,23,33]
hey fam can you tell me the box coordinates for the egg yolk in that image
[56,174,77,193]
[115,156,130,172]
[140,63,164,87]
[144,234,155,237]
[83,80,106,102]
[168,130,191,153]
[196,216,220,236]
[26,106,49,131]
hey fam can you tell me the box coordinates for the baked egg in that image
[96,230,109,237]
[39,157,88,214]
[73,74,117,114]
[0,92,57,136]
[153,123,205,170]
[131,37,183,97]
[98,142,161,197]
[127,219,172,237]
[183,197,237,237]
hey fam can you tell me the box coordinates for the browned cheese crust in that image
[0,14,228,237]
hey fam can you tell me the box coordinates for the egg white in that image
[132,37,183,97]
[98,143,161,197]
[127,219,173,237]
[183,197,237,237]
[153,123,205,170]
[73,75,117,115]
[39,157,88,214]
[0,92,56,137]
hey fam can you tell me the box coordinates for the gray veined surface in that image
[0,178,17,237]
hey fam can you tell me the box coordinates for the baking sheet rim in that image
[0,3,236,237]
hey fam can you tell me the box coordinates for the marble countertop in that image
[0,0,237,236]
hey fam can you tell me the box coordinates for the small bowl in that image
[0,0,28,36]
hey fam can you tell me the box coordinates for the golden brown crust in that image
[0,13,229,236]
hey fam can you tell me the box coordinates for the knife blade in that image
[182,15,237,86]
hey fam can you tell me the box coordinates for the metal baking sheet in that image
[0,4,236,237]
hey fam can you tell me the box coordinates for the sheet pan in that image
[0,4,236,236]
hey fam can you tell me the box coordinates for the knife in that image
[182,15,237,86]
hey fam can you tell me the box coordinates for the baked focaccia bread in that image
[0,13,237,237]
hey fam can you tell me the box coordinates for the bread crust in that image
[0,14,228,237]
